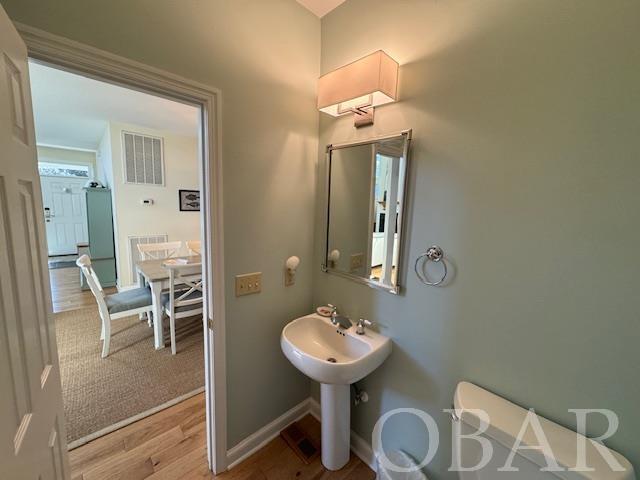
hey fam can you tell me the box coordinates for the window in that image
[38,162,90,178]
[122,131,164,185]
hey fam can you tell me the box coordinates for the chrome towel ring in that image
[414,245,447,286]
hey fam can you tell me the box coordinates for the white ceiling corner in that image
[296,0,347,18]
[28,61,199,151]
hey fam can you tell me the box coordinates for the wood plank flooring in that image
[49,266,117,313]
[70,393,375,480]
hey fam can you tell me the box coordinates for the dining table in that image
[135,255,202,349]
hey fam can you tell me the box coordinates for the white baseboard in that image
[308,398,376,472]
[227,397,376,473]
[309,397,321,421]
[350,428,377,472]
[226,397,312,469]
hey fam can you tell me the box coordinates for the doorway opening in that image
[30,61,208,450]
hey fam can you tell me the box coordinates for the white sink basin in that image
[280,313,392,471]
[281,313,391,385]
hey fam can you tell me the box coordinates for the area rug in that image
[54,306,204,446]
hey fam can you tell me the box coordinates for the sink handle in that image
[327,304,337,315]
[356,318,373,335]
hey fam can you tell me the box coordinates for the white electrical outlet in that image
[235,272,262,296]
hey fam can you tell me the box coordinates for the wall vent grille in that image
[122,131,164,185]
[128,234,168,285]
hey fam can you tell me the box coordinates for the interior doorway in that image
[1,17,226,474]
[30,60,209,452]
[0,8,227,478]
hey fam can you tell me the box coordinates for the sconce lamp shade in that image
[318,50,398,117]
[285,256,300,271]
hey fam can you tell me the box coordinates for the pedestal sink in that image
[280,313,392,470]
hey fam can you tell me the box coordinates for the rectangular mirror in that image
[323,130,411,294]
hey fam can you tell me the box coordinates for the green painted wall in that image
[313,0,640,477]
[6,0,639,474]
[2,0,320,448]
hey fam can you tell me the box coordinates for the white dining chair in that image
[135,241,181,328]
[162,262,203,355]
[186,240,201,255]
[137,241,183,261]
[76,255,153,358]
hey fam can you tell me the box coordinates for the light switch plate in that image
[350,253,364,272]
[235,272,262,296]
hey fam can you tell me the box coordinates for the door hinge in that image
[207,318,214,330]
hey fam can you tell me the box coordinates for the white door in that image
[0,6,70,480]
[40,176,88,255]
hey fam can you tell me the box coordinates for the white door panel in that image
[0,4,70,479]
[41,176,88,256]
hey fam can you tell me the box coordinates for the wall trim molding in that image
[350,428,377,472]
[15,22,228,474]
[226,397,376,473]
[309,396,322,419]
[37,142,98,153]
[226,398,312,469]
[309,398,376,472]
[227,397,377,472]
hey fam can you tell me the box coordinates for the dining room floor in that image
[49,265,117,313]
[56,305,205,447]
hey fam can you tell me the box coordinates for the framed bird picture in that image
[178,189,200,211]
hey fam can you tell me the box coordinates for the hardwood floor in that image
[70,393,375,480]
[49,266,116,313]
[370,265,397,284]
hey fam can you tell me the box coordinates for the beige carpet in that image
[55,306,204,445]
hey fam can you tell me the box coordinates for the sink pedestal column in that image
[320,383,350,470]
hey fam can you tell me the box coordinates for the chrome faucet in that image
[356,318,373,335]
[328,304,353,330]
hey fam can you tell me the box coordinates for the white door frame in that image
[15,23,228,473]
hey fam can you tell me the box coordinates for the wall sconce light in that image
[327,249,340,269]
[285,255,300,286]
[317,50,399,128]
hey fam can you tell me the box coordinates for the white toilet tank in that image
[453,382,635,480]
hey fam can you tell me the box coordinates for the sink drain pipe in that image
[352,383,368,406]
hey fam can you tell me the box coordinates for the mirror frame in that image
[322,129,412,295]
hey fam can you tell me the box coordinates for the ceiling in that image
[296,0,347,17]
[29,61,199,151]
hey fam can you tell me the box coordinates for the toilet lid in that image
[454,382,634,480]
